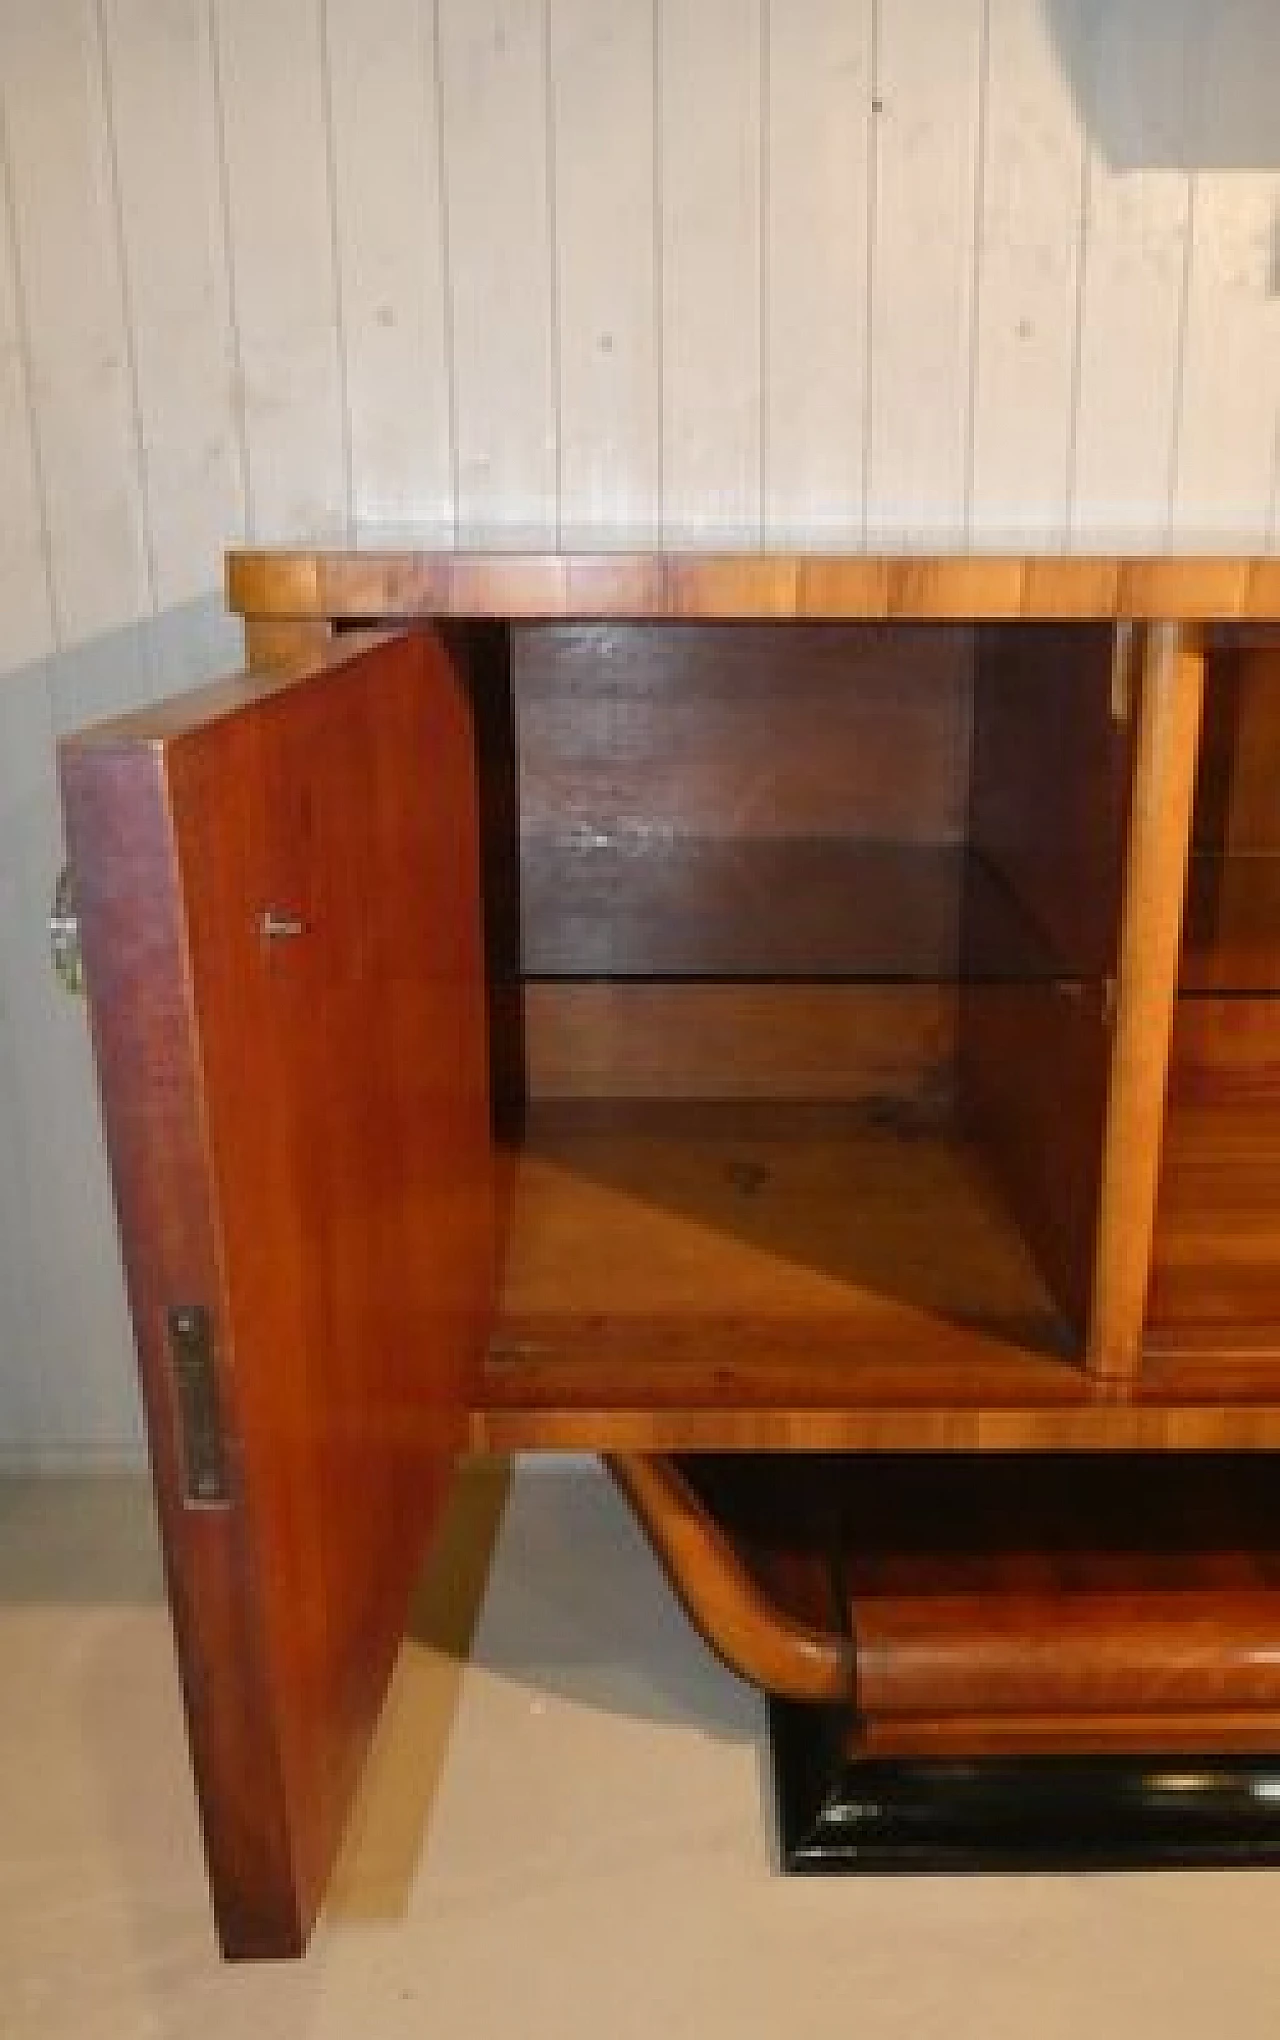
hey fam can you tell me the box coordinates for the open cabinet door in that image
[59,628,494,1958]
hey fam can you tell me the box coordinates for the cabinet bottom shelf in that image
[475,1101,1280,1449]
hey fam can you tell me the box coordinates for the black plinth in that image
[769,1700,1280,1872]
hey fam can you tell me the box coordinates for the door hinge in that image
[167,1304,231,1506]
[49,865,84,995]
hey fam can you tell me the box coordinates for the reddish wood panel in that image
[60,630,494,1957]
[841,1455,1280,1731]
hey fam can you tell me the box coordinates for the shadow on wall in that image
[1043,0,1280,172]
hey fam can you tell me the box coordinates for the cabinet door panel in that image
[59,628,493,1956]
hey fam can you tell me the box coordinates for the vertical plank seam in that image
[543,0,562,545]
[317,0,356,529]
[429,0,460,540]
[0,96,60,648]
[1163,169,1198,550]
[91,0,160,620]
[1062,134,1093,549]
[653,0,665,540]
[206,0,255,543]
[961,0,991,546]
[757,0,769,546]
[860,0,881,545]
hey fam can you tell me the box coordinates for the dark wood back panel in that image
[1151,645,1280,1345]
[1183,645,1280,991]
[512,622,974,982]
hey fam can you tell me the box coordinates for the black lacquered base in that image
[770,1701,1280,1873]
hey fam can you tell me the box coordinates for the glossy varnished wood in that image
[59,631,494,1957]
[832,1455,1280,1771]
[607,1455,850,1702]
[841,1454,1280,1727]
[1088,625,1207,1379]
[772,1705,1280,1869]
[619,1453,1280,1748]
[227,548,1280,624]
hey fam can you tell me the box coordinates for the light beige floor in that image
[5,1460,1280,2037]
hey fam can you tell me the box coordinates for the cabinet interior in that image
[460,618,1136,1434]
[1150,637,1280,1355]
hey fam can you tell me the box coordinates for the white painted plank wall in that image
[1068,0,1196,546]
[660,0,762,539]
[764,0,872,541]
[1169,1,1280,548]
[968,0,1085,546]
[212,0,349,540]
[0,103,54,671]
[0,3,153,645]
[865,0,986,543]
[437,0,557,534]
[0,0,1277,669]
[552,0,659,538]
[0,0,1279,1455]
[100,0,248,607]
[325,0,454,526]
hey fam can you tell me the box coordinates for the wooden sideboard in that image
[57,548,1280,1954]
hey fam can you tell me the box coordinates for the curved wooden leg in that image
[606,1454,852,1703]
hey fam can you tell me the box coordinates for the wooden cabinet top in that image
[227,545,1280,626]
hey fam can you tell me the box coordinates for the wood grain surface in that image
[227,549,1280,624]
[60,629,494,1957]
[607,1454,850,1702]
[1087,624,1206,1379]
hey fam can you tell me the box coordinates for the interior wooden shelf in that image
[477,1100,1280,1447]
[480,1101,1086,1444]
